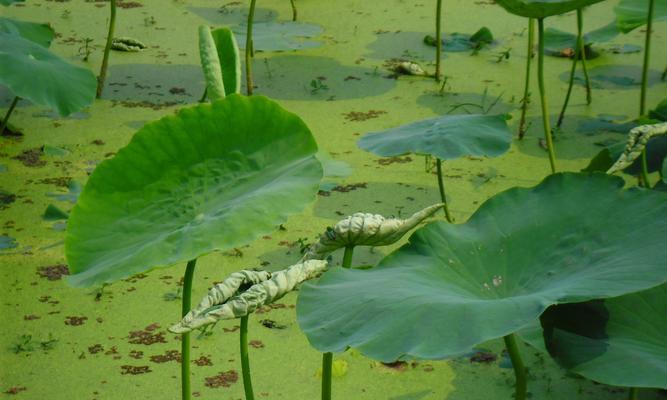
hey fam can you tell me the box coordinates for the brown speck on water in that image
[96,317,103,323]
[23,314,40,321]
[36,264,70,280]
[0,192,16,208]
[149,350,181,363]
[120,365,152,375]
[91,139,105,145]
[65,316,88,326]
[129,350,144,359]
[194,355,213,366]
[169,87,187,95]
[333,183,367,193]
[378,156,412,165]
[343,110,387,122]
[13,148,46,167]
[205,370,238,388]
[4,386,27,395]
[36,177,71,187]
[128,323,167,345]
[249,340,265,349]
[382,361,408,371]
[422,364,434,372]
[223,325,240,333]
[470,351,497,363]
[88,344,104,354]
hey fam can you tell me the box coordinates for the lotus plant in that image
[96,0,116,98]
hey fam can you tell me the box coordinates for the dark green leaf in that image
[583,136,667,174]
[0,32,96,116]
[0,17,54,47]
[43,204,69,221]
[495,0,606,19]
[297,173,667,361]
[536,284,667,389]
[544,21,618,53]
[358,114,511,160]
[66,95,322,287]
[649,99,667,121]
[615,0,667,33]
[0,0,24,6]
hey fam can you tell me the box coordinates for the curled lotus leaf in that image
[198,26,226,101]
[170,260,328,333]
[302,204,443,261]
[111,37,146,52]
[607,121,667,174]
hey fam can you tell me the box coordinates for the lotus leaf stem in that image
[557,8,590,128]
[246,0,257,95]
[640,150,650,187]
[436,158,453,222]
[0,96,19,135]
[640,0,655,117]
[181,258,197,400]
[518,18,534,139]
[628,387,639,400]
[322,246,354,400]
[435,0,443,81]
[96,0,116,98]
[503,333,527,400]
[290,0,297,21]
[240,315,255,400]
[537,18,557,173]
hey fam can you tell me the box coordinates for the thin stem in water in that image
[639,0,655,185]
[96,0,116,99]
[578,9,592,105]
[240,315,255,400]
[245,0,257,95]
[557,9,587,128]
[435,0,443,81]
[628,387,639,400]
[0,96,19,135]
[322,246,355,400]
[518,18,535,139]
[537,18,557,173]
[290,0,297,21]
[504,333,528,400]
[436,158,453,222]
[181,259,197,400]
[640,150,651,188]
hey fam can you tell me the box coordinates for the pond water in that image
[1,0,666,399]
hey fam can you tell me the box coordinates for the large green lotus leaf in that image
[233,22,323,51]
[0,0,24,5]
[495,0,606,18]
[615,0,667,33]
[297,173,667,361]
[0,32,95,116]
[544,21,618,53]
[66,95,322,287]
[531,284,667,389]
[357,114,511,160]
[211,27,241,95]
[0,17,54,47]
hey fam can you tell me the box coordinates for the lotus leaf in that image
[495,0,606,19]
[0,17,54,47]
[543,21,618,54]
[0,32,96,116]
[358,114,511,160]
[66,95,323,287]
[297,173,667,361]
[615,0,667,33]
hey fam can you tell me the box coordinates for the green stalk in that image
[240,315,255,400]
[503,333,528,400]
[628,387,639,400]
[518,18,535,139]
[181,259,197,400]
[435,158,453,222]
[557,8,588,127]
[322,246,355,400]
[245,0,257,95]
[578,9,592,105]
[639,0,655,186]
[0,96,19,135]
[290,0,297,21]
[640,150,650,188]
[96,0,116,99]
[537,18,557,173]
[434,0,443,81]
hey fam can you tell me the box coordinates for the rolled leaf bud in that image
[607,122,667,175]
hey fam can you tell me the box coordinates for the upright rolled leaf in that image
[0,32,96,116]
[211,27,241,95]
[198,25,226,101]
[297,173,667,362]
[536,284,667,389]
[495,0,606,18]
[66,95,323,287]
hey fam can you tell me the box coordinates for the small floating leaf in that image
[43,204,69,221]
[0,235,18,250]
[233,21,323,51]
[42,144,69,157]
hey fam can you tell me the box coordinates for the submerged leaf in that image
[607,122,667,174]
[358,114,512,160]
[66,95,323,287]
[297,173,667,361]
[302,204,443,261]
[233,21,323,51]
[170,260,328,333]
[0,32,96,116]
